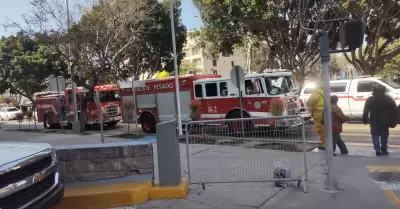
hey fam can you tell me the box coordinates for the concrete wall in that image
[55,142,153,182]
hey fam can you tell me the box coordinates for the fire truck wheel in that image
[140,113,156,133]
[227,110,254,133]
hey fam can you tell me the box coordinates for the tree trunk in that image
[297,65,306,95]
[246,38,253,75]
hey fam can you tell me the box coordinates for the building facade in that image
[183,34,246,78]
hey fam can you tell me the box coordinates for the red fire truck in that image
[120,70,302,133]
[35,84,122,129]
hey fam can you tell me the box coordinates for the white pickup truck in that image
[0,141,64,209]
[300,76,400,119]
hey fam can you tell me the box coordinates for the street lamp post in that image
[65,0,79,131]
[169,0,183,136]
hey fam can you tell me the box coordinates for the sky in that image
[0,0,203,36]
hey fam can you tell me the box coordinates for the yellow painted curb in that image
[347,142,400,148]
[150,179,189,199]
[54,179,188,209]
[55,181,152,209]
[384,190,400,209]
[366,166,400,173]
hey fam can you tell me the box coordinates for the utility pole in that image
[65,0,79,131]
[169,0,182,136]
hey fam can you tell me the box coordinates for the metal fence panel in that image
[185,116,308,192]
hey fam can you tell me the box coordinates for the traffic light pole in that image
[318,18,362,190]
[319,26,336,190]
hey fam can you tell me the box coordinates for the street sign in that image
[49,76,66,92]
[230,66,245,89]
[230,66,245,138]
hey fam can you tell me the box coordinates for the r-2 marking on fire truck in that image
[208,106,218,113]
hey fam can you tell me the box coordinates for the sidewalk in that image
[137,151,399,209]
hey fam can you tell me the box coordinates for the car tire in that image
[6,115,10,121]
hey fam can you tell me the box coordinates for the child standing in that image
[331,95,349,155]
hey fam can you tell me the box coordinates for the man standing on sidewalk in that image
[363,84,397,156]
[306,81,325,150]
[331,95,349,155]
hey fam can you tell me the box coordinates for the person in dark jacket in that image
[363,84,397,156]
[331,95,350,155]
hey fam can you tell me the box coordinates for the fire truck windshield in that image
[98,91,121,102]
[265,76,294,95]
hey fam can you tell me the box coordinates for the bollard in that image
[156,120,181,186]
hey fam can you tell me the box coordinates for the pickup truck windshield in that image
[265,76,294,95]
[378,78,400,89]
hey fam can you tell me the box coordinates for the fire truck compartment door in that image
[156,91,191,122]
[137,94,156,108]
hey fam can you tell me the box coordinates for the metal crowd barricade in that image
[184,115,308,192]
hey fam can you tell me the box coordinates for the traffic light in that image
[339,19,364,50]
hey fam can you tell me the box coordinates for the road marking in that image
[366,166,400,208]
[384,190,400,209]
[366,166,400,173]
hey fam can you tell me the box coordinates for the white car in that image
[0,107,21,121]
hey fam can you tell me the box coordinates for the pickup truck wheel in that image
[226,110,254,134]
[140,113,156,133]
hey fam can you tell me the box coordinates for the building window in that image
[231,61,234,67]
[194,59,202,67]
[194,48,201,55]
[194,84,203,98]
[212,59,217,67]
[185,50,191,57]
[205,83,218,97]
[219,82,228,97]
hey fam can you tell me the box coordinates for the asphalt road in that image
[1,120,400,146]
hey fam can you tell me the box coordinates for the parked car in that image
[0,141,64,209]
[0,107,21,121]
[300,76,400,119]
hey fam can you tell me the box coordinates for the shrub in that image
[189,100,202,121]
[270,99,285,116]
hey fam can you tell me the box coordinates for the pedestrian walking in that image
[363,84,397,156]
[330,95,349,155]
[306,81,325,149]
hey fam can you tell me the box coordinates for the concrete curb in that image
[55,179,188,209]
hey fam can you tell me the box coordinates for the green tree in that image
[341,0,400,75]
[0,33,65,105]
[193,0,344,89]
[179,61,200,75]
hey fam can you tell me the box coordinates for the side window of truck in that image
[357,81,377,93]
[330,82,347,93]
[205,83,218,97]
[194,84,203,98]
[219,82,228,97]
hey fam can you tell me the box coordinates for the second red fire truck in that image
[35,84,122,129]
[120,70,302,133]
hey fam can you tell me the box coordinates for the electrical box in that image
[339,19,364,50]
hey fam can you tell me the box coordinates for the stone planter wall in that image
[55,141,153,182]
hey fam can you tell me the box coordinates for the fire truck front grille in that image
[286,102,296,116]
[105,105,119,116]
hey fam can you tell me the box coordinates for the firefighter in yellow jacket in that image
[306,81,325,149]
